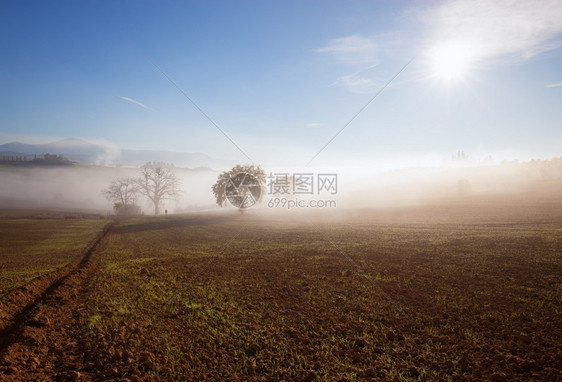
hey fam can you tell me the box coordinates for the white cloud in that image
[316,35,379,66]
[420,0,562,62]
[545,82,562,88]
[119,96,153,111]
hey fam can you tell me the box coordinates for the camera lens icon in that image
[224,173,261,209]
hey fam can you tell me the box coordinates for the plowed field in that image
[0,204,560,381]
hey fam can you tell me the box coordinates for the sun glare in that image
[429,42,475,82]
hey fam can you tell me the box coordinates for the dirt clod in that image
[304,371,317,381]
[246,344,260,356]
[490,372,508,382]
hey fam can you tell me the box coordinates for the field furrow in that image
[0,212,560,381]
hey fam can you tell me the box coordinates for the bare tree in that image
[136,164,180,215]
[212,164,266,210]
[101,177,140,214]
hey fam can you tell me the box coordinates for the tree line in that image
[0,153,73,166]
[103,163,266,216]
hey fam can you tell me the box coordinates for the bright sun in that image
[429,42,475,82]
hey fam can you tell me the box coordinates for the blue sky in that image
[1,0,561,169]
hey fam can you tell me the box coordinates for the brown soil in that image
[0,223,112,381]
[0,211,560,381]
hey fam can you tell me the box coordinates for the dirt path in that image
[0,222,113,381]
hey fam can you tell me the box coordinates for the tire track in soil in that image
[0,222,114,380]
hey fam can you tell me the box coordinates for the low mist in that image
[0,165,218,214]
[0,157,560,215]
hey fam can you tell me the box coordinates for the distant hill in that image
[0,138,221,168]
